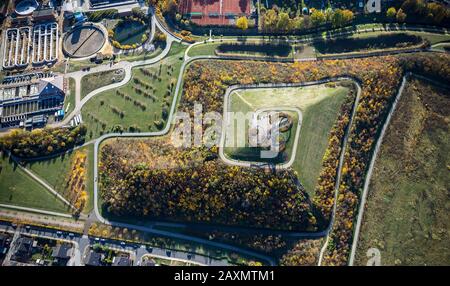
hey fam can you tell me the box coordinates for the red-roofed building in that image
[179,0,251,26]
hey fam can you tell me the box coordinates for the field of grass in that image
[0,154,70,213]
[67,59,98,73]
[81,44,186,140]
[80,69,125,99]
[216,42,292,58]
[117,46,164,62]
[224,84,352,194]
[315,31,450,56]
[187,42,220,57]
[188,41,296,59]
[314,33,423,55]
[25,145,95,215]
[64,78,76,118]
[350,31,450,45]
[354,78,450,266]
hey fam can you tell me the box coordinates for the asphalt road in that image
[0,221,229,266]
[3,10,449,266]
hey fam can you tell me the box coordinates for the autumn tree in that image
[396,8,407,23]
[386,7,397,20]
[236,16,249,31]
[263,8,278,32]
[277,12,290,32]
[310,9,326,27]
[427,2,447,24]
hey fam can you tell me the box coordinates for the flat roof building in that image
[0,72,65,128]
[85,251,103,266]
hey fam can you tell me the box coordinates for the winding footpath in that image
[347,73,450,266]
[6,14,450,265]
[347,74,409,266]
[50,12,182,128]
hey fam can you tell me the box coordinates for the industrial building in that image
[0,72,65,128]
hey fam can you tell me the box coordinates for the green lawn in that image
[224,84,352,195]
[25,145,95,215]
[314,33,424,55]
[67,59,98,73]
[315,31,450,56]
[350,31,450,45]
[188,41,296,58]
[64,78,76,118]
[0,154,70,213]
[117,46,164,62]
[80,69,125,99]
[187,42,221,57]
[354,79,450,266]
[81,44,186,140]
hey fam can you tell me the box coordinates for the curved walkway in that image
[347,73,450,266]
[0,204,73,218]
[50,12,180,128]
[347,73,409,266]
[89,68,363,265]
[51,53,424,265]
[218,79,356,170]
[16,20,449,265]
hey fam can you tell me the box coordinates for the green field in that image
[355,79,450,266]
[188,41,295,59]
[187,42,220,57]
[67,59,98,73]
[81,69,125,99]
[64,77,76,118]
[348,31,450,45]
[0,154,70,213]
[25,145,95,215]
[81,44,186,140]
[224,84,352,194]
[315,31,450,55]
[117,46,164,62]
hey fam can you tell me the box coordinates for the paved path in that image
[7,18,449,265]
[0,204,73,218]
[347,73,450,266]
[51,54,427,265]
[218,79,359,170]
[0,221,230,266]
[5,153,77,211]
[347,74,408,266]
[50,12,181,128]
[0,208,85,230]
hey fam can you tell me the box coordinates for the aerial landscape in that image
[0,0,448,272]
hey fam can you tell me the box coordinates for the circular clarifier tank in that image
[63,24,106,58]
[15,0,39,16]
